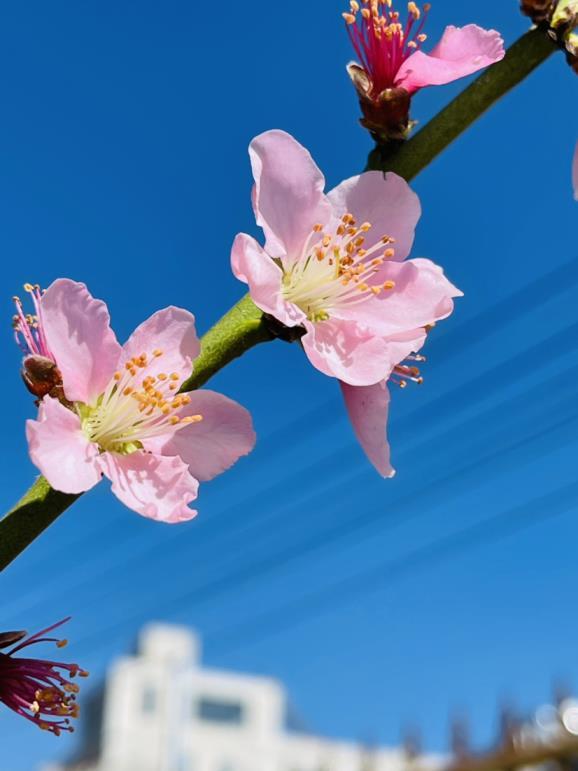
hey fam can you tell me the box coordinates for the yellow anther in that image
[313,223,323,232]
[169,416,180,425]
[350,0,360,10]
[157,373,168,381]
[56,639,68,649]
[153,349,163,357]
[408,1,420,18]
[113,372,122,381]
[357,249,367,257]
[169,383,178,390]
[181,414,203,425]
[170,373,180,381]
[361,7,371,18]
[383,280,396,290]
[123,387,133,396]
[23,283,34,292]
[322,235,332,247]
[343,11,356,22]
[64,683,80,694]
[360,222,372,231]
[384,248,396,258]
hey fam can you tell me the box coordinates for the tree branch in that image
[0,27,558,572]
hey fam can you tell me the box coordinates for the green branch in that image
[0,26,558,572]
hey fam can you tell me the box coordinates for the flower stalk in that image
[0,25,559,572]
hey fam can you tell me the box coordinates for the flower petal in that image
[327,171,421,261]
[98,451,199,523]
[301,319,392,386]
[26,396,101,494]
[231,233,304,326]
[144,390,256,482]
[396,25,505,94]
[333,257,462,336]
[572,142,578,201]
[41,279,122,404]
[249,129,332,259]
[340,380,394,478]
[120,307,200,385]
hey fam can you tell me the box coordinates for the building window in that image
[196,697,244,725]
[141,685,156,714]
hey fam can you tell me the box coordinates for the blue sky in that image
[0,1,577,769]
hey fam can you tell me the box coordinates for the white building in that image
[44,624,441,771]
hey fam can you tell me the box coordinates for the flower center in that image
[281,213,397,322]
[343,0,430,94]
[79,349,202,454]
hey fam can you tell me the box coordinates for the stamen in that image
[80,350,203,454]
[342,0,431,94]
[281,216,400,322]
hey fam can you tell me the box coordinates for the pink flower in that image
[25,279,256,522]
[343,2,505,138]
[573,140,578,200]
[231,129,461,475]
[0,618,87,736]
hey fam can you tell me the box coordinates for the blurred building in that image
[43,623,440,771]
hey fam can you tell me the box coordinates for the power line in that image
[12,255,578,581]
[206,478,578,655]
[70,366,578,654]
[6,318,578,627]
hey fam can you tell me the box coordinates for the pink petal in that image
[120,307,200,385]
[231,233,304,326]
[333,257,462,336]
[340,380,394,478]
[41,279,122,404]
[249,129,332,259]
[572,143,578,201]
[144,390,256,482]
[396,25,505,94]
[301,319,392,386]
[26,396,101,494]
[98,451,199,523]
[327,171,421,261]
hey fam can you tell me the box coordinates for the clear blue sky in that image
[0,2,577,769]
